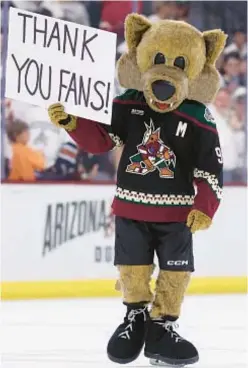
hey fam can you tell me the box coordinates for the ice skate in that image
[145,318,199,366]
[107,304,149,364]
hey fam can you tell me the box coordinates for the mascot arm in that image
[189,113,223,233]
[48,98,127,154]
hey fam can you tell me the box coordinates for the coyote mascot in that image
[48,14,226,367]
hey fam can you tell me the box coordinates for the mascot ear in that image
[203,30,228,65]
[125,13,151,51]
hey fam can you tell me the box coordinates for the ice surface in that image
[1,295,247,368]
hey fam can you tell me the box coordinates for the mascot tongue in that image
[155,102,170,110]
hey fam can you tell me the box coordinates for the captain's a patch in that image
[204,107,215,124]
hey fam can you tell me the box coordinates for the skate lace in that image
[118,307,147,340]
[155,320,182,343]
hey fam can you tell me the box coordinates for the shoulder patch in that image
[177,100,216,129]
[204,107,215,124]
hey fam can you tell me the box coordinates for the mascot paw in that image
[186,209,212,234]
[48,103,77,131]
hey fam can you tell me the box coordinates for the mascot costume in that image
[48,14,227,367]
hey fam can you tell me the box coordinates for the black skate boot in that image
[144,317,199,367]
[107,303,149,364]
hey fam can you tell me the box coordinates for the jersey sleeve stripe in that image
[113,99,146,106]
[173,110,217,134]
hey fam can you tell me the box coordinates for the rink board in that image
[1,184,247,300]
[1,277,247,300]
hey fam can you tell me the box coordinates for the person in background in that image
[228,87,247,181]
[174,1,190,22]
[77,151,100,180]
[148,1,177,22]
[86,1,101,28]
[240,55,247,87]
[224,29,247,58]
[208,88,237,183]
[39,0,90,25]
[9,1,39,12]
[221,52,241,94]
[229,87,246,131]
[99,0,142,39]
[117,1,176,55]
[7,120,45,181]
[6,99,73,169]
[77,151,116,181]
[38,141,80,181]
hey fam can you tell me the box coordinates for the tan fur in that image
[117,265,154,304]
[203,30,228,66]
[125,13,151,51]
[188,65,221,103]
[117,52,143,91]
[186,209,212,234]
[117,13,227,113]
[48,103,77,131]
[150,270,191,319]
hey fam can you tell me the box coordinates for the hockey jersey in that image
[68,89,223,223]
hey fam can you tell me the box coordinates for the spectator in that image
[99,1,142,38]
[229,87,246,131]
[10,1,39,12]
[240,55,247,86]
[175,1,190,22]
[208,88,237,182]
[38,142,79,181]
[39,1,90,25]
[117,1,194,55]
[87,1,102,28]
[6,99,74,169]
[224,29,247,58]
[148,1,177,22]
[228,87,247,181]
[77,151,116,181]
[7,120,45,181]
[221,52,241,94]
[117,1,178,55]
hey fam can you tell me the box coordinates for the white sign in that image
[1,184,247,282]
[5,8,117,125]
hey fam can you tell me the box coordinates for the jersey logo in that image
[204,107,215,123]
[176,121,187,137]
[126,119,176,178]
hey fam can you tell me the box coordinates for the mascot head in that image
[117,14,227,113]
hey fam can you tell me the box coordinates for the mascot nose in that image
[152,80,175,101]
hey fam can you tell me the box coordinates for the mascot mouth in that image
[150,99,175,111]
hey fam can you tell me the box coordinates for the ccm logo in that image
[131,109,144,115]
[167,260,189,266]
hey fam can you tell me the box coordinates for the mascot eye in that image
[154,53,166,65]
[174,56,185,70]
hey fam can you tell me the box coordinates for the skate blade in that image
[150,358,185,367]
